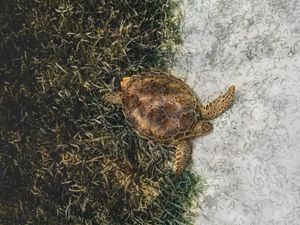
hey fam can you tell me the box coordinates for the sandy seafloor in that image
[174,0,300,224]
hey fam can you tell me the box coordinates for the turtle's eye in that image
[121,77,131,89]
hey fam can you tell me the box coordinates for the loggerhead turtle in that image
[104,72,236,176]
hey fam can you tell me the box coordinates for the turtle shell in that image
[121,72,199,142]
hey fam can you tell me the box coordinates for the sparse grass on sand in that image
[0,0,204,224]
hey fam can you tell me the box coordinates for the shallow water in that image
[175,0,300,224]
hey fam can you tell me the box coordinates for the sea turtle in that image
[104,72,236,175]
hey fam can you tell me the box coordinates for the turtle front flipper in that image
[103,92,123,106]
[200,85,235,120]
[173,140,192,176]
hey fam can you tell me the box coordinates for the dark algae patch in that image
[0,0,203,224]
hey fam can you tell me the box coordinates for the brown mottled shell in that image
[121,72,199,142]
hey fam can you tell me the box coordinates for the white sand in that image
[175,0,300,224]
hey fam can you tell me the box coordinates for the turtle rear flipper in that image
[103,92,123,106]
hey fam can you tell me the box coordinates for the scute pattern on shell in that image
[122,73,198,142]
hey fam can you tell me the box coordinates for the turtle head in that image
[120,76,131,90]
